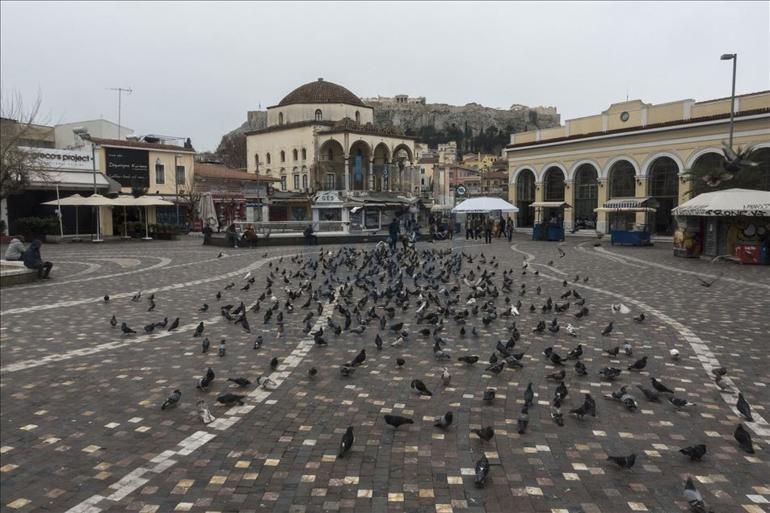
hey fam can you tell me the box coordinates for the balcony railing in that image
[234,221,344,234]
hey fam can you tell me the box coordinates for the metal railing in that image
[233,221,344,234]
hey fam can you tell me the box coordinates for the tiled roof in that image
[275,79,369,108]
[195,163,280,182]
[89,137,196,153]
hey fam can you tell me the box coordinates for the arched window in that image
[278,112,284,125]
[280,150,286,162]
[254,154,260,169]
[609,160,636,198]
[648,156,680,234]
[266,153,271,165]
[302,174,308,190]
[515,169,536,227]
[543,167,565,201]
[355,111,360,124]
[573,163,598,228]
[293,149,298,161]
[315,109,322,121]
[301,148,307,160]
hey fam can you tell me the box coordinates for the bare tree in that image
[177,186,202,221]
[0,90,48,200]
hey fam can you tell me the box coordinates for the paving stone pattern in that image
[1,236,768,513]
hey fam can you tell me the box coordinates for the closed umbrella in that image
[199,192,217,229]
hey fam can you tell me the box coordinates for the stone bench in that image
[206,231,394,247]
[0,260,38,287]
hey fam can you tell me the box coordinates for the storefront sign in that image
[105,147,149,187]
[20,147,98,171]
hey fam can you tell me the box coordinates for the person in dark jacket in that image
[388,218,400,251]
[22,239,53,279]
[202,224,213,246]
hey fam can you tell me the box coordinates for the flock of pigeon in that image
[105,242,757,511]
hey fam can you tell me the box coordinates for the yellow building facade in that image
[505,91,770,234]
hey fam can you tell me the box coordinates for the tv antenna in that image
[107,87,133,139]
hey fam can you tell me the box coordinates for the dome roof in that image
[277,78,368,108]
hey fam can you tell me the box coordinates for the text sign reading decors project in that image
[105,148,149,187]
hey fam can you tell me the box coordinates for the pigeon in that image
[517,406,529,434]
[338,426,354,457]
[256,376,276,389]
[607,453,636,469]
[350,349,366,367]
[601,321,613,336]
[712,367,727,378]
[651,377,674,394]
[737,393,753,421]
[628,356,647,371]
[523,382,534,407]
[384,415,414,429]
[121,322,136,335]
[216,393,245,406]
[483,388,495,402]
[270,357,279,370]
[218,339,226,357]
[396,358,406,368]
[669,396,694,409]
[485,361,505,375]
[458,355,479,365]
[197,400,215,424]
[670,348,680,360]
[679,444,707,461]
[547,369,566,381]
[551,397,564,426]
[167,317,179,331]
[217,252,223,258]
[575,361,588,376]
[411,379,432,396]
[434,411,453,429]
[197,367,215,391]
[555,381,568,400]
[340,364,356,377]
[633,312,645,323]
[110,315,117,328]
[144,323,155,334]
[227,377,251,388]
[254,335,263,350]
[440,367,451,386]
[471,426,495,442]
[696,273,722,287]
[193,322,205,337]
[599,367,622,380]
[683,476,708,513]
[604,346,620,357]
[474,454,490,488]
[131,291,142,302]
[103,295,109,302]
[161,389,181,410]
[636,385,660,402]
[734,424,754,453]
[201,337,210,353]
[374,333,383,350]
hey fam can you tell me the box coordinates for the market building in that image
[244,79,419,231]
[193,162,279,229]
[504,90,770,234]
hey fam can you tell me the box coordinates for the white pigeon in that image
[197,400,216,424]
[466,298,477,306]
[510,306,520,317]
[441,367,451,386]
[610,303,631,314]
[566,324,578,337]
[244,271,252,281]
[257,376,277,389]
[391,337,405,347]
[669,348,680,360]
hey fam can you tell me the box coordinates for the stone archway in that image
[542,166,566,201]
[348,140,372,191]
[373,143,390,192]
[392,144,413,193]
[648,156,680,234]
[318,139,345,191]
[573,163,598,229]
[516,169,536,227]
[608,160,637,198]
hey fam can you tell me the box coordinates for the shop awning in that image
[29,170,112,191]
[672,188,770,217]
[529,201,572,208]
[602,197,659,209]
[595,207,657,213]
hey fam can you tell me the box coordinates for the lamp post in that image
[73,128,102,242]
[720,53,737,149]
[175,155,181,227]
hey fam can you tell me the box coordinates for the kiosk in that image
[595,197,658,246]
[530,201,571,242]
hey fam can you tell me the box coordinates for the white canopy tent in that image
[452,197,519,214]
[672,188,770,217]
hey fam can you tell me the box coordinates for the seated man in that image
[22,239,52,279]
[224,223,239,248]
[4,235,25,261]
[241,226,258,248]
[303,224,315,246]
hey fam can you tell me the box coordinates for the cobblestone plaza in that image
[1,236,768,513]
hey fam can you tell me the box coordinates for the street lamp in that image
[720,53,737,149]
[73,128,102,242]
[174,154,182,227]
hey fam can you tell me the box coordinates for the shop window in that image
[176,165,186,185]
[315,109,322,121]
[155,163,165,184]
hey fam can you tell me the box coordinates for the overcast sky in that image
[2,1,768,151]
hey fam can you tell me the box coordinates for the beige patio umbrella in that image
[128,195,174,240]
[42,193,86,239]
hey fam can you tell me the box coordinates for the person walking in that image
[484,217,493,244]
[22,239,53,279]
[202,224,213,246]
[506,216,514,242]
[388,218,400,252]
